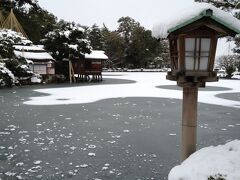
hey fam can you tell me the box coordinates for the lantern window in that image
[185,38,211,71]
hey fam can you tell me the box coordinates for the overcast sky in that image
[38,0,196,30]
[37,0,235,57]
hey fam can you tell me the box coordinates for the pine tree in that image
[0,0,57,43]
[88,24,103,50]
[101,25,125,67]
[42,22,92,75]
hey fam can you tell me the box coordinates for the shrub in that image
[0,64,16,87]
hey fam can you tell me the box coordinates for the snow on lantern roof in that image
[84,50,108,60]
[152,3,240,39]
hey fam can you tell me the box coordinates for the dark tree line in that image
[85,17,169,68]
[1,0,169,69]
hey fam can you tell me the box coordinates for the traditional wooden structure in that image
[167,9,239,87]
[14,45,55,76]
[73,50,108,82]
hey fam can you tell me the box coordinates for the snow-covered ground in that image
[24,72,240,109]
[168,140,240,180]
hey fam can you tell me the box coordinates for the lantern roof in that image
[152,3,240,39]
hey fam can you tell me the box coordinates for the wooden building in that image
[73,50,108,81]
[14,45,55,76]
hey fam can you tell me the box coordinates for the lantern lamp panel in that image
[184,37,211,71]
[185,57,195,70]
[199,57,209,70]
[185,38,195,51]
[201,38,211,51]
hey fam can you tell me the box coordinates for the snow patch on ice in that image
[88,152,96,157]
[23,72,240,109]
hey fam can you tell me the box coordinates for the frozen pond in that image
[0,72,239,179]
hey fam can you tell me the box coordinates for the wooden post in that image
[69,60,72,83]
[68,60,76,83]
[70,61,76,83]
[181,85,198,161]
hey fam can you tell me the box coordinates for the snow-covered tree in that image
[42,22,92,75]
[42,22,92,61]
[1,0,57,43]
[195,0,239,10]
[218,55,239,78]
[0,63,16,87]
[0,29,32,58]
[1,0,38,9]
[0,29,41,86]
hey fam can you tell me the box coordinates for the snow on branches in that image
[42,22,92,61]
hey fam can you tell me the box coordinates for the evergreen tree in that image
[18,7,58,43]
[101,25,125,67]
[88,24,103,50]
[0,0,57,43]
[0,29,41,86]
[42,22,92,75]
[116,17,164,68]
[117,16,140,45]
[126,26,156,68]
[0,29,31,58]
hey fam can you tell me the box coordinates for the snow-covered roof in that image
[85,50,108,60]
[152,3,240,38]
[13,45,54,61]
[14,50,54,61]
[13,45,45,52]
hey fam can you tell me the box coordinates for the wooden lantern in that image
[161,7,240,160]
[166,9,239,87]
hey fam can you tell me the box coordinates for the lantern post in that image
[164,8,240,161]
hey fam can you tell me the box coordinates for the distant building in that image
[13,45,55,76]
[73,50,108,81]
